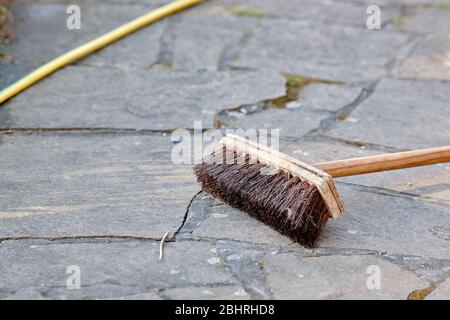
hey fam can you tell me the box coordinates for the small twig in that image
[159,231,170,260]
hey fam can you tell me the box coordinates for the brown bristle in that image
[193,147,329,247]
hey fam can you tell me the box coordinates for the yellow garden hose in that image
[0,0,205,105]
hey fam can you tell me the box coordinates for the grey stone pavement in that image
[0,0,449,300]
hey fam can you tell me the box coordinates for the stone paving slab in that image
[344,166,450,202]
[0,1,164,67]
[327,78,450,149]
[321,183,450,260]
[226,0,398,27]
[396,36,450,81]
[393,6,450,81]
[298,83,362,112]
[0,133,198,239]
[1,0,450,301]
[263,253,429,299]
[217,82,364,137]
[231,18,409,82]
[225,107,330,138]
[0,66,285,129]
[192,181,450,260]
[162,285,250,300]
[381,253,450,284]
[216,240,274,299]
[0,240,235,299]
[1,1,255,73]
[82,21,165,71]
[192,203,293,247]
[4,288,50,300]
[399,6,450,37]
[168,8,257,71]
[84,0,260,72]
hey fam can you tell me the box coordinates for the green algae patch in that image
[438,3,450,10]
[230,7,265,18]
[407,283,437,300]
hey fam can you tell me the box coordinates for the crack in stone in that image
[392,4,408,30]
[173,190,203,239]
[181,234,294,249]
[0,287,15,296]
[149,14,180,69]
[305,80,378,136]
[213,73,341,128]
[218,14,261,71]
[156,281,238,299]
[383,253,450,284]
[2,282,157,300]
[0,128,177,136]
[311,247,381,257]
[175,191,213,239]
[269,246,450,286]
[159,281,238,291]
[390,34,428,77]
[317,135,406,153]
[337,181,424,200]
[234,5,399,30]
[216,240,273,300]
[182,234,450,269]
[336,181,450,207]
[3,234,449,295]
[264,245,381,258]
[0,235,165,245]
[388,3,449,34]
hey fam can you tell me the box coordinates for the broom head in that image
[193,134,344,247]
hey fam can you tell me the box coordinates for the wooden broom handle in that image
[315,146,450,178]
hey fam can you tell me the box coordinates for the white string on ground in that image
[159,231,170,260]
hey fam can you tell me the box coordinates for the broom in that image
[194,134,450,247]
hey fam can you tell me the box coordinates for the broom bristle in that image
[193,147,329,247]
